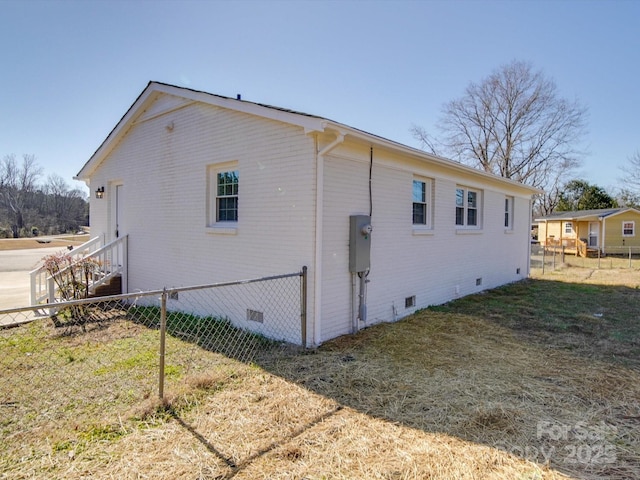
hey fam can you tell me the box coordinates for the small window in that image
[455,186,481,228]
[623,221,635,237]
[216,171,239,221]
[208,163,239,228]
[504,196,514,229]
[564,222,573,234]
[412,178,433,228]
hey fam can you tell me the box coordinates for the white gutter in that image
[313,130,345,346]
[322,121,542,196]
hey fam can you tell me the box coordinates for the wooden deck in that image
[544,238,600,257]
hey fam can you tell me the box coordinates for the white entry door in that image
[588,222,599,247]
[110,183,124,242]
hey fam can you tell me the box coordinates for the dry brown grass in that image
[2,265,640,479]
[532,263,640,287]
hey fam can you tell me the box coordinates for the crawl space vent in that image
[247,309,264,323]
[405,296,416,309]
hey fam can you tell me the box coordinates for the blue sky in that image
[1,0,638,194]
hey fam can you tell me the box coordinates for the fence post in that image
[300,266,307,348]
[30,271,37,306]
[598,248,601,269]
[542,246,546,274]
[629,247,632,268]
[159,289,167,400]
[561,245,565,264]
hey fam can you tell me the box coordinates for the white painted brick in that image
[88,91,534,346]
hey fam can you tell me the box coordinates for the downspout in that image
[602,216,606,254]
[313,130,345,346]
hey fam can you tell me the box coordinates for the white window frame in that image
[412,177,433,230]
[207,162,239,233]
[565,222,573,234]
[622,221,635,237]
[455,186,482,229]
[504,196,514,230]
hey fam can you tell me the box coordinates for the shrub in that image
[41,252,102,327]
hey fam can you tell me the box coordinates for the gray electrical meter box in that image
[349,215,372,272]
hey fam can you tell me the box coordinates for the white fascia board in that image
[147,83,328,133]
[600,207,640,219]
[76,84,159,180]
[322,120,543,197]
[76,81,328,180]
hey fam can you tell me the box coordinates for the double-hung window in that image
[412,178,432,228]
[208,162,239,230]
[455,186,481,228]
[565,222,573,234]
[216,171,239,221]
[504,196,514,229]
[623,221,635,237]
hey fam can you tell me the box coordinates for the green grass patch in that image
[128,306,278,358]
[427,278,640,367]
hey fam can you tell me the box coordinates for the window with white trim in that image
[565,222,573,234]
[207,163,238,227]
[455,186,481,228]
[412,178,433,228]
[622,221,635,237]
[504,196,514,229]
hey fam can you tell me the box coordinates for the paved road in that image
[0,247,67,311]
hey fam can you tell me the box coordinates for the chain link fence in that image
[0,268,306,465]
[531,243,640,272]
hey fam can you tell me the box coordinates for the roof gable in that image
[76,82,329,179]
[75,81,541,196]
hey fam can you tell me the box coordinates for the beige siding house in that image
[76,82,539,346]
[535,208,640,256]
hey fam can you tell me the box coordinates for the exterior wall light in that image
[95,186,105,199]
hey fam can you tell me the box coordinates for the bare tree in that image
[43,173,88,232]
[0,154,43,237]
[619,151,640,193]
[413,60,588,210]
[409,124,440,156]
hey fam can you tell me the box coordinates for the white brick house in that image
[76,81,539,346]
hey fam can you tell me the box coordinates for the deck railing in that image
[30,236,101,305]
[29,236,128,305]
[544,237,594,258]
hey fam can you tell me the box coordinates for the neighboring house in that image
[75,81,539,346]
[535,208,640,256]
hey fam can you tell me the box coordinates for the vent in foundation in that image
[405,296,416,309]
[169,290,179,301]
[476,277,483,286]
[516,267,521,275]
[247,309,264,323]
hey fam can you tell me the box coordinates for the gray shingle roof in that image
[535,208,623,221]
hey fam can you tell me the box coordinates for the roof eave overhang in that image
[75,81,328,181]
[76,81,541,197]
[320,120,542,196]
[534,208,640,223]
[600,207,640,219]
